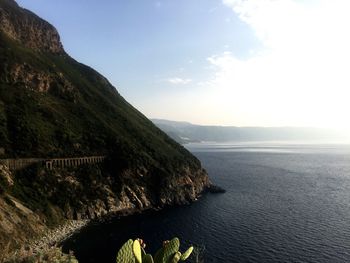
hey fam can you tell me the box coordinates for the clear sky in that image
[16,0,350,129]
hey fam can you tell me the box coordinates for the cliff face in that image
[0,161,210,255]
[0,0,64,54]
[0,0,211,256]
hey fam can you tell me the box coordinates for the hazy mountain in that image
[152,119,350,144]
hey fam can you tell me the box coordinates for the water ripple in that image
[63,144,350,263]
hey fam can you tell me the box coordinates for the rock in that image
[0,0,64,54]
[0,163,14,186]
[159,166,211,206]
[5,63,75,93]
[26,219,90,254]
[207,184,226,194]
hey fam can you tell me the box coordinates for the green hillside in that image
[0,3,199,171]
[0,1,210,257]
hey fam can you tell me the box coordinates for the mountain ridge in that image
[152,119,350,144]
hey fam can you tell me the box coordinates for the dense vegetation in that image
[0,0,200,171]
[7,164,107,226]
[0,30,199,171]
[0,24,203,227]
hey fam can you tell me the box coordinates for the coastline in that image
[3,220,89,262]
[1,170,212,261]
[25,186,217,256]
[4,219,89,262]
[29,220,90,253]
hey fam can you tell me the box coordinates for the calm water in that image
[63,143,350,262]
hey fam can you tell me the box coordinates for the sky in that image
[16,0,350,129]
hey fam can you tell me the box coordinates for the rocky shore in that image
[20,219,89,256]
[25,180,218,255]
[1,220,88,262]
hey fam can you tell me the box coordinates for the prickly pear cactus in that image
[116,237,193,263]
[170,251,182,263]
[116,239,136,263]
[180,246,193,261]
[141,247,146,257]
[154,247,165,263]
[133,239,142,263]
[142,254,154,263]
[163,238,180,263]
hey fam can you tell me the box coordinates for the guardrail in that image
[0,156,106,171]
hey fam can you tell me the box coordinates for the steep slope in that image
[0,0,210,255]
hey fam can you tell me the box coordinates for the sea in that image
[62,142,350,262]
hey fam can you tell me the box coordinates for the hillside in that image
[0,0,210,256]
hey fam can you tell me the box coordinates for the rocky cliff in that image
[0,0,211,258]
[0,0,64,54]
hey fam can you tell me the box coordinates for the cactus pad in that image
[116,239,136,263]
[180,247,193,261]
[163,237,180,263]
[171,251,182,263]
[142,254,154,263]
[154,247,165,263]
[133,239,142,263]
[141,247,146,257]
